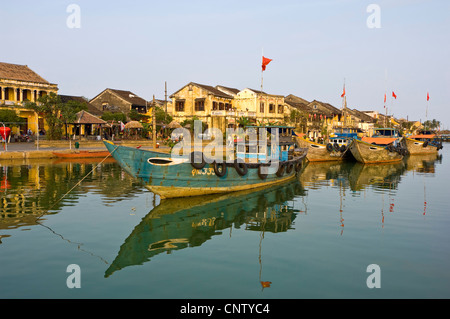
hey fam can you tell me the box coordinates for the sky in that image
[1,0,449,128]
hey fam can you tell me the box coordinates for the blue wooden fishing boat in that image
[104,126,308,199]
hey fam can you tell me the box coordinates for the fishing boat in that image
[104,126,308,199]
[405,130,443,155]
[294,127,358,162]
[348,128,407,164]
[52,150,111,158]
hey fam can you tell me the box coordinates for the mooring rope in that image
[36,146,119,221]
[31,146,119,265]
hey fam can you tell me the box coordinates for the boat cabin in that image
[362,128,402,146]
[330,127,361,139]
[236,126,296,163]
[372,128,402,138]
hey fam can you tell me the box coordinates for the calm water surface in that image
[0,145,449,299]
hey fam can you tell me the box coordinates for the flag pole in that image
[261,48,264,93]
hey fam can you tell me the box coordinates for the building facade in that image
[0,62,58,134]
[170,82,235,132]
[90,88,149,115]
[169,82,294,133]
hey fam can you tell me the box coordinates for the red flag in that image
[427,92,429,101]
[262,56,272,71]
[341,86,345,98]
[392,91,397,99]
[384,93,386,108]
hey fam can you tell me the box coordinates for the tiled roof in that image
[74,110,107,124]
[216,85,240,95]
[59,94,103,116]
[192,83,234,99]
[0,62,51,84]
[107,89,148,106]
[170,82,234,99]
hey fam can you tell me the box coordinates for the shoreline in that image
[0,140,170,160]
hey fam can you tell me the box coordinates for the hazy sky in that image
[2,0,449,128]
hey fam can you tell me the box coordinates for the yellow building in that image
[0,62,58,134]
[170,82,235,132]
[234,88,288,124]
[170,82,294,133]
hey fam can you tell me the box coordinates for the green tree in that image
[237,116,251,128]
[129,109,149,121]
[24,93,60,139]
[101,112,127,123]
[155,106,173,124]
[181,116,207,134]
[0,109,25,124]
[423,119,441,130]
[60,100,88,138]
[24,93,87,139]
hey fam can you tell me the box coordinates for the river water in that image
[0,145,449,299]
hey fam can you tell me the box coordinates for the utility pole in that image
[165,81,168,116]
[152,95,156,149]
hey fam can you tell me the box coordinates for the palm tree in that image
[237,116,251,128]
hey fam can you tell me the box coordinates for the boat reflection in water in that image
[107,155,442,277]
[104,179,307,278]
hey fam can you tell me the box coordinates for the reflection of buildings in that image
[0,160,143,231]
[104,180,307,277]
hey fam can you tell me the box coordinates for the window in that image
[212,102,218,110]
[102,103,108,111]
[260,102,265,113]
[195,99,205,111]
[225,103,232,111]
[219,102,225,110]
[278,104,284,114]
[269,104,275,113]
[175,100,185,112]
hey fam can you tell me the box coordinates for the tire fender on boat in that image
[423,140,429,148]
[258,164,269,180]
[233,159,248,176]
[326,143,333,152]
[213,162,227,177]
[190,152,206,169]
[295,160,303,172]
[276,163,286,177]
[286,162,294,174]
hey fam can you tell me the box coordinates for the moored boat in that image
[349,128,407,164]
[104,126,308,199]
[52,150,111,158]
[294,127,357,162]
[405,131,443,155]
[295,137,347,162]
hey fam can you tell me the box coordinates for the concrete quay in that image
[0,140,170,160]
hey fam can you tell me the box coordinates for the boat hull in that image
[405,138,438,155]
[349,139,403,164]
[104,140,307,199]
[52,150,111,158]
[295,137,348,162]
